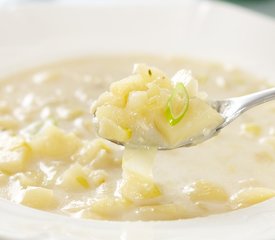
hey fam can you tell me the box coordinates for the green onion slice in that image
[166,82,189,126]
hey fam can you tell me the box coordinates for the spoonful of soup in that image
[91,64,275,150]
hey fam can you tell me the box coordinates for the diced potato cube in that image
[133,64,168,82]
[146,82,161,98]
[91,92,126,112]
[58,163,90,191]
[15,171,44,188]
[30,124,81,160]
[18,174,36,187]
[90,197,130,218]
[187,180,228,202]
[230,187,275,209]
[0,134,31,174]
[134,204,188,220]
[91,149,116,169]
[72,139,112,165]
[95,105,131,128]
[110,74,146,98]
[155,98,224,146]
[120,171,161,202]
[150,77,173,90]
[147,88,171,111]
[19,186,57,210]
[126,91,148,112]
[98,117,132,143]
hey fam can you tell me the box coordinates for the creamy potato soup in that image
[0,56,275,221]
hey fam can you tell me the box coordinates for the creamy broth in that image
[0,56,275,221]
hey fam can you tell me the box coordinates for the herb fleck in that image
[148,69,152,76]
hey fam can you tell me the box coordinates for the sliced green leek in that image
[166,82,189,126]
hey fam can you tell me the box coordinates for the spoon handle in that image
[218,87,275,129]
[234,87,275,113]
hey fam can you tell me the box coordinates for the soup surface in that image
[0,56,275,221]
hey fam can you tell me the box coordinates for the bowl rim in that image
[0,1,275,239]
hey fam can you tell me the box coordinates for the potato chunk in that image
[19,186,57,210]
[15,171,44,188]
[133,64,169,83]
[0,133,31,174]
[90,197,130,219]
[155,98,224,147]
[58,163,90,191]
[120,171,161,202]
[95,105,130,128]
[30,124,81,160]
[186,180,228,202]
[92,91,126,109]
[126,91,148,112]
[134,204,188,220]
[110,74,146,98]
[72,139,112,165]
[230,187,275,209]
[98,118,132,143]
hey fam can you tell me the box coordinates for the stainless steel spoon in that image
[94,87,275,150]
